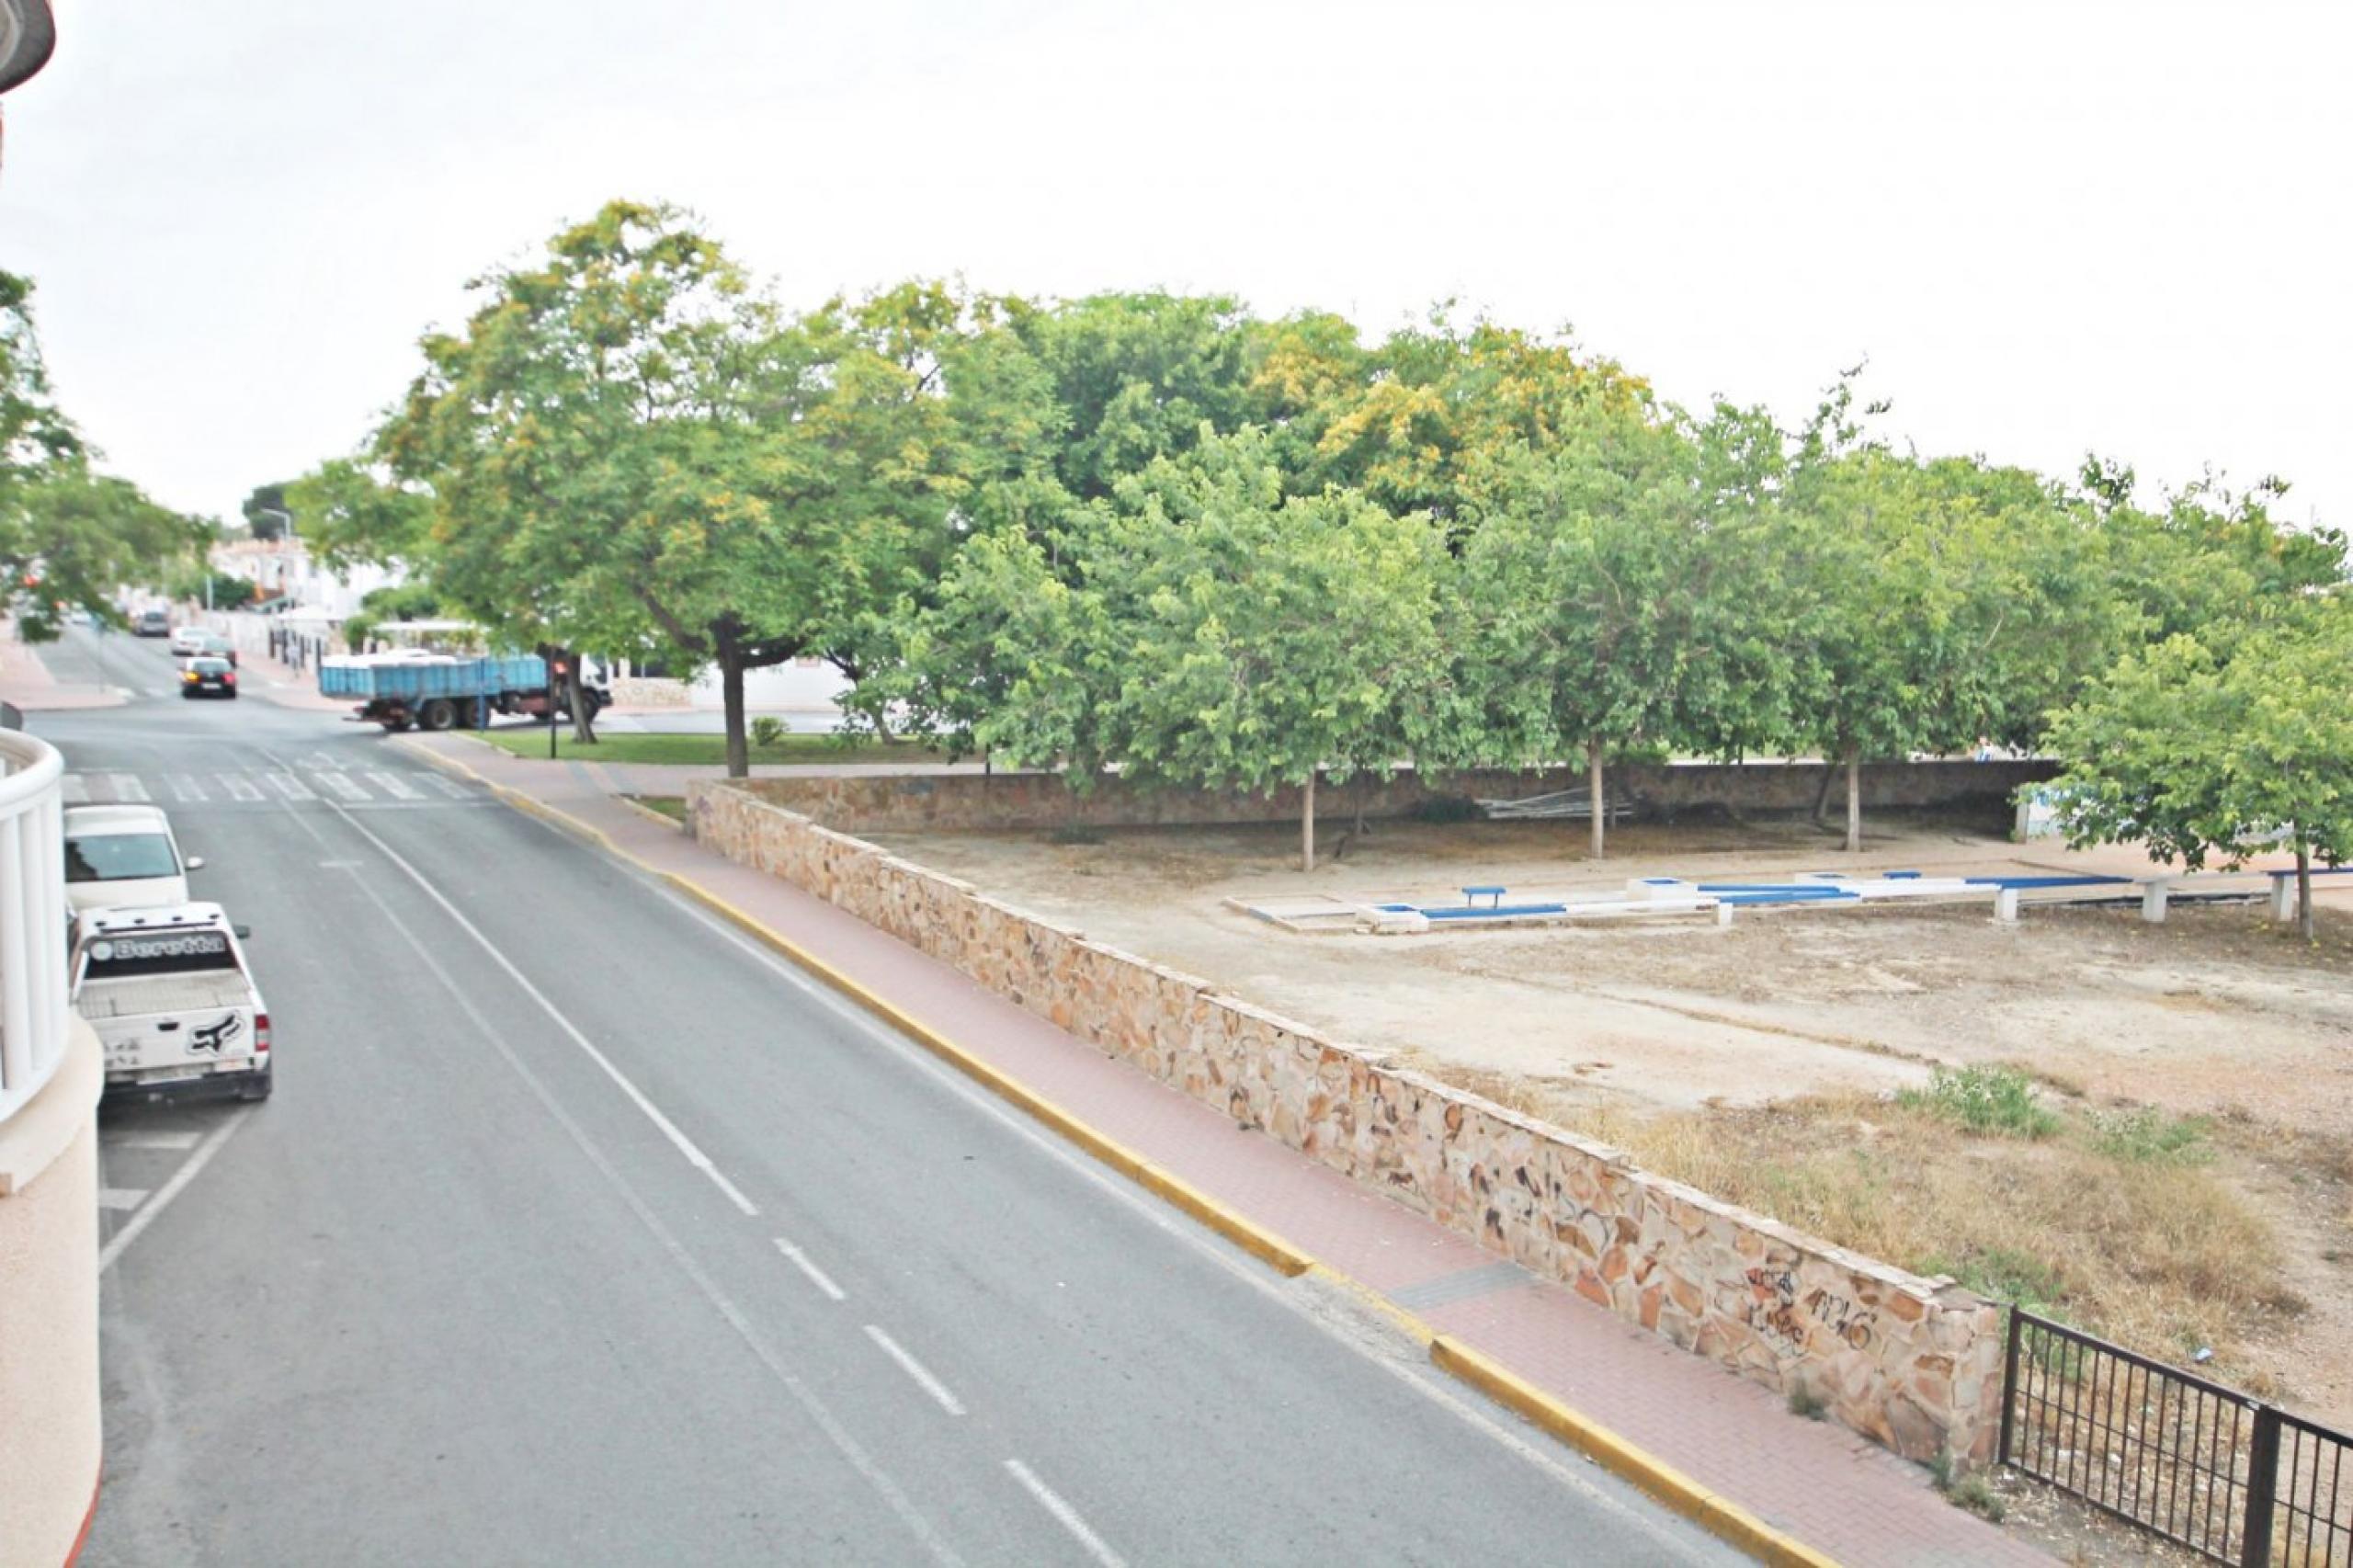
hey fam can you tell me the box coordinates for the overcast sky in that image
[3,0,2346,533]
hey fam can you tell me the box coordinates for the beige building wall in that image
[0,1019,103,1568]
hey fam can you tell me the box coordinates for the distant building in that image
[210,536,404,619]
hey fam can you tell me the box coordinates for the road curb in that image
[1429,1336,1838,1568]
[401,737,1845,1567]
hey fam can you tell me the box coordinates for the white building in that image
[210,537,404,620]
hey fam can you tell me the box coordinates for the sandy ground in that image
[875,810,2353,1425]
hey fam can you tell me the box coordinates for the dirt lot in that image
[874,810,2353,1426]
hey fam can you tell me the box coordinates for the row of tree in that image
[282,201,2346,903]
[2,273,208,637]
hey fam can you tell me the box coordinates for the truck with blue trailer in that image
[318,653,609,733]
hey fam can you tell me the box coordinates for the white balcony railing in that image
[0,728,68,1127]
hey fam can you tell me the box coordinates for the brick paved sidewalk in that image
[404,732,2051,1567]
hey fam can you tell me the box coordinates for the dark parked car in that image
[180,657,237,699]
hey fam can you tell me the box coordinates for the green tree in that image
[1010,291,1264,503]
[2045,600,2353,938]
[242,482,295,540]
[1302,308,1648,539]
[380,199,794,755]
[1456,400,1792,856]
[966,427,1449,869]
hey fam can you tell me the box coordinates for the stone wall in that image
[688,779,2007,1471]
[728,757,2054,835]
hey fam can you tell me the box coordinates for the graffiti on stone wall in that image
[1745,1267,1872,1352]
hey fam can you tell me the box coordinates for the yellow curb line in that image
[1429,1336,1838,1568]
[394,736,1841,1567]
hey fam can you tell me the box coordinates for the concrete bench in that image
[1461,885,1506,910]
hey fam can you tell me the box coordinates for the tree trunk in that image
[1302,771,1316,873]
[565,653,597,744]
[1845,749,1863,854]
[720,640,749,779]
[1587,737,1607,859]
[2296,834,2315,942]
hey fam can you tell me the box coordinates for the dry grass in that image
[1429,1067,2297,1379]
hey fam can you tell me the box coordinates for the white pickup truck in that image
[73,903,272,1104]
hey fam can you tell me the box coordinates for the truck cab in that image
[73,903,271,1104]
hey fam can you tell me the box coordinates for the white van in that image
[63,804,203,915]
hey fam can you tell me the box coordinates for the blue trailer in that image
[319,654,608,733]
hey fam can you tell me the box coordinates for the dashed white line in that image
[105,772,150,802]
[218,773,264,802]
[97,1187,149,1211]
[108,1131,201,1152]
[265,771,316,801]
[99,1108,254,1275]
[774,1238,847,1301]
[863,1325,965,1416]
[165,773,208,803]
[1004,1460,1126,1568]
[367,771,424,801]
[317,771,371,802]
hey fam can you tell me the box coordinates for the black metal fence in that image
[2002,1308,2350,1565]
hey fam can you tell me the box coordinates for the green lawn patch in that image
[626,794,688,823]
[472,727,945,767]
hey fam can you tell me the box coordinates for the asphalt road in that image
[34,626,1741,1567]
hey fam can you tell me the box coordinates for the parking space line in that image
[108,1131,202,1152]
[98,1107,256,1275]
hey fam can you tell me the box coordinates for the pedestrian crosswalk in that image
[61,767,475,808]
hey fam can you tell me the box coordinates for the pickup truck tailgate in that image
[79,974,257,1074]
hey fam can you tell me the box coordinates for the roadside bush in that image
[1898,1064,2062,1139]
[2085,1106,2212,1165]
[748,716,786,747]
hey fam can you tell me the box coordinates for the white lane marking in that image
[285,836,962,1565]
[165,773,208,803]
[99,1108,254,1275]
[97,1187,150,1211]
[218,773,264,802]
[654,888,1697,1543]
[61,773,90,804]
[421,773,471,798]
[106,772,150,802]
[317,771,371,802]
[1004,1460,1127,1568]
[366,770,424,801]
[863,1324,966,1416]
[108,1131,201,1152]
[263,753,760,1219]
[265,771,316,801]
[775,1238,847,1301]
